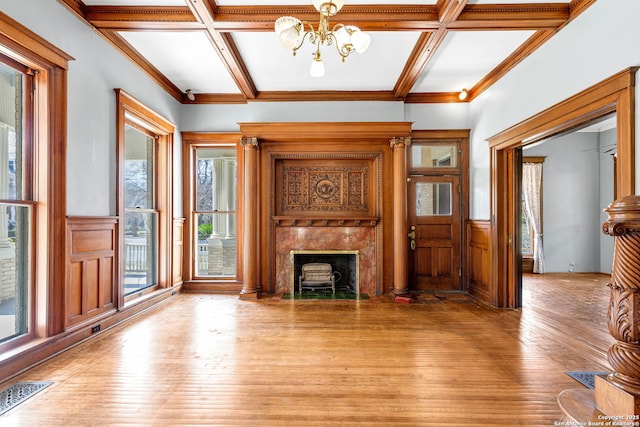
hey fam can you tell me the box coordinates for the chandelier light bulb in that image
[310,53,325,77]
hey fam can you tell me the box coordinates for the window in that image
[182,133,241,284]
[415,182,452,216]
[123,124,158,295]
[194,147,237,277]
[0,12,71,350]
[116,90,173,303]
[410,142,458,170]
[0,58,32,344]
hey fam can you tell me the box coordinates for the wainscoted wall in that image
[173,218,185,287]
[66,217,118,328]
[466,220,490,302]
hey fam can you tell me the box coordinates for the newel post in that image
[598,195,640,415]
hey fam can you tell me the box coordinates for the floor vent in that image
[0,381,53,416]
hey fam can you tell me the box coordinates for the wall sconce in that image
[458,88,469,101]
[186,89,196,101]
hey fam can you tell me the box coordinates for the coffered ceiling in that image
[59,0,595,104]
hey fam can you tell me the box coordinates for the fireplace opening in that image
[290,250,359,295]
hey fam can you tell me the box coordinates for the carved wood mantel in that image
[238,122,412,296]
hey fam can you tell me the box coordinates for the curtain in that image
[523,162,545,273]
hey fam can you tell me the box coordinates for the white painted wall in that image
[599,128,616,274]
[469,0,640,220]
[524,132,602,273]
[0,0,183,217]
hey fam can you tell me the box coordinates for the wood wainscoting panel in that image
[467,219,490,302]
[66,217,118,328]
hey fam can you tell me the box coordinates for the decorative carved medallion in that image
[278,162,370,214]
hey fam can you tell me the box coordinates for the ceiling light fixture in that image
[274,0,370,77]
[186,89,195,101]
[458,88,469,101]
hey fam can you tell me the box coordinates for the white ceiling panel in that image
[216,0,435,5]
[468,0,569,3]
[412,30,535,93]
[119,31,241,94]
[83,0,186,5]
[234,31,420,91]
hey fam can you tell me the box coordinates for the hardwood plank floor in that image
[0,273,613,426]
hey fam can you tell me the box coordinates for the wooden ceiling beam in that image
[186,0,257,99]
[81,4,571,33]
[393,0,467,99]
[210,5,439,32]
[86,6,205,30]
[449,4,568,29]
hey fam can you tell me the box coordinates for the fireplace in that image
[290,250,360,295]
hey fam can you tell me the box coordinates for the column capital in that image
[389,136,411,149]
[241,137,259,147]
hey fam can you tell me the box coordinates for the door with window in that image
[408,139,465,291]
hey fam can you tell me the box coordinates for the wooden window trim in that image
[0,12,71,345]
[181,132,244,289]
[115,89,174,308]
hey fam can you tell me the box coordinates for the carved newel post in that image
[599,195,640,415]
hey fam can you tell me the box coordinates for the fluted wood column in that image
[390,137,410,297]
[240,137,260,299]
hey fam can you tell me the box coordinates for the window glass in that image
[123,125,157,296]
[0,61,29,343]
[416,182,451,216]
[411,144,457,169]
[195,148,236,277]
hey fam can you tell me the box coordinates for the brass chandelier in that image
[274,0,371,77]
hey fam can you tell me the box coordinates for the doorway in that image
[407,132,468,292]
[487,68,635,308]
[520,114,616,276]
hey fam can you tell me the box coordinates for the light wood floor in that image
[1,273,613,426]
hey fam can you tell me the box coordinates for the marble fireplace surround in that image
[274,226,378,295]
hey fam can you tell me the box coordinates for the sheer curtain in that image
[523,162,545,273]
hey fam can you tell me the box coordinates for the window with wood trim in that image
[116,90,174,304]
[182,133,242,284]
[0,11,71,350]
[0,55,33,344]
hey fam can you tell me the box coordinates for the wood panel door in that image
[408,175,461,291]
